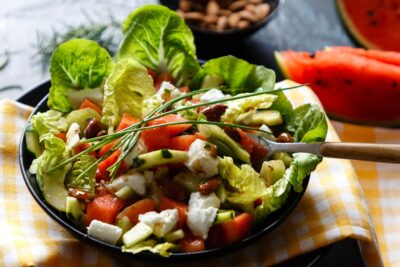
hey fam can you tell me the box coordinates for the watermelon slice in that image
[326,47,400,67]
[275,50,400,125]
[337,0,400,52]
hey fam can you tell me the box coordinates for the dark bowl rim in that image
[170,0,284,36]
[18,79,310,262]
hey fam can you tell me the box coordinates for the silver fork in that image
[247,133,400,163]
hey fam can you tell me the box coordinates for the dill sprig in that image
[49,84,305,178]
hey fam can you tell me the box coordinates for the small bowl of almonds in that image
[161,0,281,39]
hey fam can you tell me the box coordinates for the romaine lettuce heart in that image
[48,38,113,112]
[118,5,200,86]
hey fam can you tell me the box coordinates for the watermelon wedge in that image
[275,50,400,125]
[326,47,400,67]
[337,0,400,52]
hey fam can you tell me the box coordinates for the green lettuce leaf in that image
[30,110,68,137]
[118,5,200,86]
[33,133,71,211]
[122,240,177,257]
[65,155,97,197]
[286,104,328,142]
[191,55,275,95]
[218,157,267,211]
[268,91,294,121]
[48,38,113,112]
[102,58,155,128]
[254,152,321,224]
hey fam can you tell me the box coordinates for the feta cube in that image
[187,192,220,240]
[87,220,122,245]
[200,88,225,103]
[66,122,80,149]
[158,81,182,99]
[185,139,218,178]
[139,209,179,238]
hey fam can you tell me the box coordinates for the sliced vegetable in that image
[122,221,153,247]
[66,196,84,226]
[132,149,188,171]
[66,108,101,132]
[25,126,43,157]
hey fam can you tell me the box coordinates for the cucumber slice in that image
[25,128,43,157]
[260,160,286,186]
[213,210,235,225]
[164,229,185,242]
[116,216,134,234]
[66,196,84,226]
[115,185,135,200]
[122,222,153,247]
[132,149,188,171]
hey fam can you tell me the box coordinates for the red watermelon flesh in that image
[276,50,400,125]
[326,47,400,67]
[337,0,400,52]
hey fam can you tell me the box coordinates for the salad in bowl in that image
[23,5,327,257]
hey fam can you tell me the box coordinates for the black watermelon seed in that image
[393,81,398,88]
[344,79,352,85]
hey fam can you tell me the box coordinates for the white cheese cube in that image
[66,123,80,149]
[200,88,225,103]
[187,192,220,240]
[139,209,179,238]
[185,139,218,178]
[87,219,122,245]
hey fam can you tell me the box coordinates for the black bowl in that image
[160,0,283,41]
[19,80,309,262]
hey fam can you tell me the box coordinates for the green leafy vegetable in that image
[254,153,321,224]
[118,5,200,86]
[268,91,294,121]
[287,104,328,142]
[30,110,68,137]
[191,55,275,95]
[66,155,97,197]
[218,156,267,211]
[33,133,71,211]
[48,38,113,112]
[102,58,155,128]
[122,240,177,257]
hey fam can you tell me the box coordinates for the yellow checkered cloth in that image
[0,80,386,266]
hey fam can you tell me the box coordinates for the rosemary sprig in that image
[34,14,121,71]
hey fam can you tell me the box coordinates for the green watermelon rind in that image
[336,0,380,50]
[274,51,290,79]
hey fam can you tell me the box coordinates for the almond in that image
[228,0,247,11]
[179,0,191,12]
[218,9,232,16]
[228,12,241,27]
[217,16,229,31]
[257,3,271,20]
[237,20,250,29]
[206,1,220,15]
[239,10,258,23]
[183,12,205,21]
[204,15,219,24]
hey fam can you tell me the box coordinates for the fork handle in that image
[319,142,400,163]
